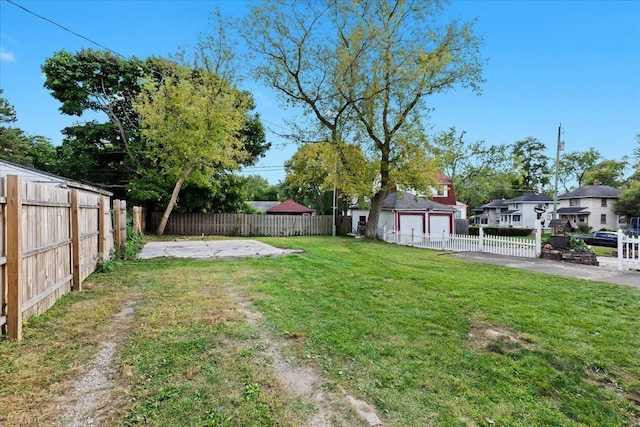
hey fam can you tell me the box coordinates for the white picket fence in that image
[617,230,640,271]
[382,226,542,259]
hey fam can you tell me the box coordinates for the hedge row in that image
[469,226,534,237]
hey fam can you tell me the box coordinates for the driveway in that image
[139,239,303,260]
[448,252,640,289]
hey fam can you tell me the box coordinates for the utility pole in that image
[552,124,564,220]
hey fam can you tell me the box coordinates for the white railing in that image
[617,230,640,271]
[383,225,542,259]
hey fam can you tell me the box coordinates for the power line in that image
[5,0,125,58]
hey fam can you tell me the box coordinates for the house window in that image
[436,185,448,196]
[358,215,367,225]
[513,215,521,222]
[512,203,520,209]
[578,215,586,223]
[570,199,580,207]
[600,214,606,224]
[601,198,607,207]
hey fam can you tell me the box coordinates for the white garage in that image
[428,213,452,236]
[384,191,455,237]
[399,213,425,234]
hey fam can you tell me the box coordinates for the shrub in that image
[579,224,591,233]
[468,226,534,237]
[568,236,593,253]
[115,223,145,261]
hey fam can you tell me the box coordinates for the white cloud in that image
[1,47,15,62]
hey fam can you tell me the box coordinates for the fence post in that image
[70,189,81,291]
[617,229,624,272]
[6,175,22,340]
[535,220,542,257]
[479,226,484,252]
[133,206,141,235]
[411,228,415,246]
[98,196,108,258]
[114,199,122,251]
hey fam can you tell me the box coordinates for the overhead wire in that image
[5,0,298,159]
[5,0,125,59]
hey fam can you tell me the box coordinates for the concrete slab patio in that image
[139,239,303,260]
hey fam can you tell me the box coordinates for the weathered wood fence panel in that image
[2,175,123,340]
[133,206,146,235]
[113,199,127,250]
[148,211,334,237]
[0,178,6,332]
[20,178,73,323]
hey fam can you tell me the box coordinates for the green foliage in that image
[614,180,640,218]
[285,142,376,215]
[114,223,145,261]
[41,49,269,206]
[95,250,116,273]
[0,89,52,168]
[241,0,485,237]
[429,127,519,209]
[511,137,551,192]
[469,226,534,237]
[583,158,629,188]
[558,148,601,191]
[578,224,592,233]
[245,174,280,201]
[568,236,592,252]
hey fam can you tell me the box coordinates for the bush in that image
[468,226,534,237]
[568,236,592,253]
[115,223,145,261]
[579,224,591,233]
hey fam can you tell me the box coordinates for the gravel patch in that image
[59,301,138,427]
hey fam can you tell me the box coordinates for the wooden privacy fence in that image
[147,211,333,236]
[1,175,126,340]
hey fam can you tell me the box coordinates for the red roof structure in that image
[430,173,457,206]
[265,199,315,215]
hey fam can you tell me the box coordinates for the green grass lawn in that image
[1,236,638,426]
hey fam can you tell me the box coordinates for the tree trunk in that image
[365,189,389,239]
[156,165,195,235]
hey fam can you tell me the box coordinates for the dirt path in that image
[55,298,139,427]
[230,287,383,427]
[51,284,382,427]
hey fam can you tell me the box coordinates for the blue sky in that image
[1,0,639,184]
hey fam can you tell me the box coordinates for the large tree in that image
[42,48,270,205]
[42,49,148,173]
[134,63,255,234]
[558,147,601,191]
[583,158,628,188]
[285,142,375,214]
[245,174,281,201]
[510,137,551,192]
[0,89,55,168]
[614,180,640,219]
[241,0,484,238]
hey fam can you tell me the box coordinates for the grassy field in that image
[1,236,638,426]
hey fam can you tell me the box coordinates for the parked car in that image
[573,231,618,247]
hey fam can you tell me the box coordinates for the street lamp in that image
[552,124,565,220]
